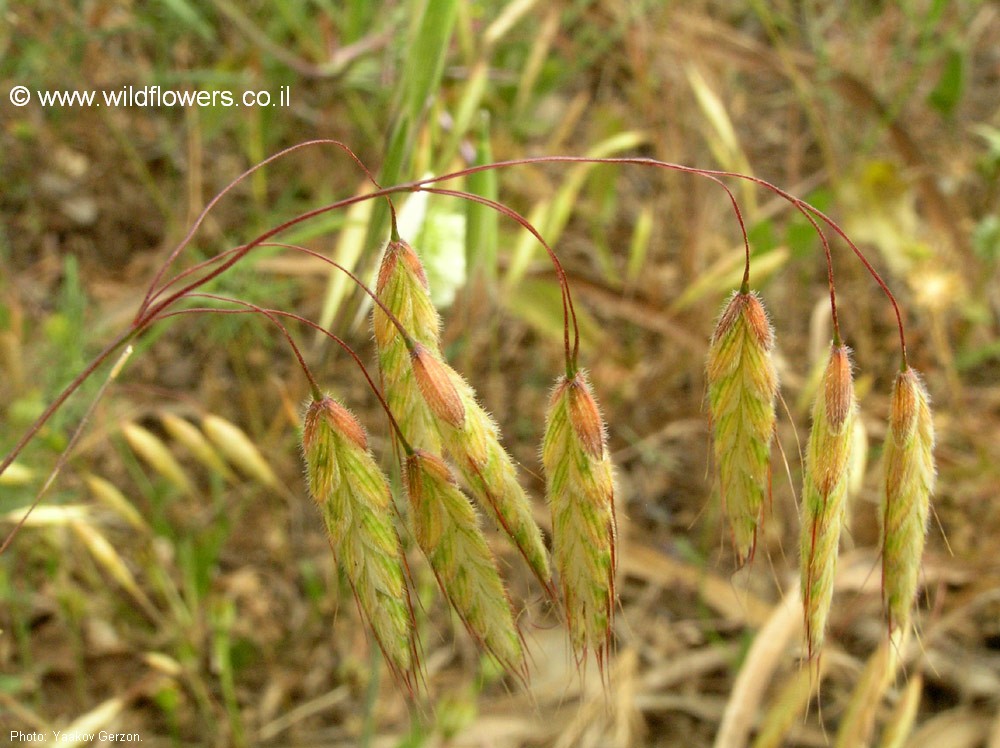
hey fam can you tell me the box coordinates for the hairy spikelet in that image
[404,451,526,678]
[410,344,553,594]
[881,367,935,634]
[800,344,857,658]
[374,239,444,453]
[302,396,414,684]
[706,290,778,564]
[542,370,617,664]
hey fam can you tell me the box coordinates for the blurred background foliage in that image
[1,0,999,746]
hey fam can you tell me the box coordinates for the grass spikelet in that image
[160,412,236,482]
[301,396,415,685]
[202,414,279,489]
[542,370,617,665]
[404,450,526,680]
[410,345,552,594]
[706,290,778,565]
[373,239,444,453]
[120,421,195,496]
[800,343,857,658]
[881,366,935,634]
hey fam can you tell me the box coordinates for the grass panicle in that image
[800,343,857,659]
[301,395,416,687]
[706,290,778,565]
[542,370,618,666]
[374,238,445,454]
[403,450,527,681]
[881,366,935,635]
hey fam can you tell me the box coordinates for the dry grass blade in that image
[301,396,415,686]
[715,584,801,748]
[800,343,857,658]
[881,367,935,634]
[707,290,778,565]
[834,628,907,747]
[879,673,923,748]
[542,370,617,666]
[751,659,829,748]
[404,450,526,681]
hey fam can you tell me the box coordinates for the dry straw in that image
[542,370,617,664]
[301,395,415,684]
[800,343,857,658]
[404,450,526,679]
[881,366,935,634]
[706,290,778,564]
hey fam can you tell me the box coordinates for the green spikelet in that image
[410,344,553,595]
[881,367,935,634]
[800,344,857,658]
[542,370,617,665]
[707,290,778,564]
[404,451,526,679]
[373,239,444,453]
[302,396,415,685]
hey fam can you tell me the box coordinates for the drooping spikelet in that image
[373,238,444,453]
[410,343,553,595]
[302,396,415,684]
[706,290,779,564]
[800,344,857,658]
[881,367,935,634]
[542,370,617,665]
[404,450,526,679]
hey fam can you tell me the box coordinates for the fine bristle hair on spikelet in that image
[706,290,778,565]
[542,370,617,668]
[881,366,936,635]
[373,237,552,596]
[301,395,416,687]
[403,450,527,681]
[409,342,553,596]
[800,343,857,659]
[374,238,445,454]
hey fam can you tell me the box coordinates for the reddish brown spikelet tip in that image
[742,293,774,348]
[712,292,774,348]
[565,376,605,460]
[377,239,428,295]
[304,397,368,451]
[410,344,465,428]
[825,345,855,430]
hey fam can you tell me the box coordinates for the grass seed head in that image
[410,343,466,429]
[202,414,279,488]
[373,239,441,352]
[881,367,935,634]
[542,371,617,664]
[423,358,553,593]
[800,343,857,658]
[706,290,778,565]
[300,395,415,683]
[404,451,526,679]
